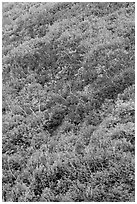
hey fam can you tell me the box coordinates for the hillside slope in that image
[2,2,135,202]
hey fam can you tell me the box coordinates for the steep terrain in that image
[2,2,135,202]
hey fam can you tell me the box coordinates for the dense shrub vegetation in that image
[2,2,135,202]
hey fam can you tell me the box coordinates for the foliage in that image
[2,2,135,202]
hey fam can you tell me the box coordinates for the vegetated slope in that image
[2,2,135,202]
